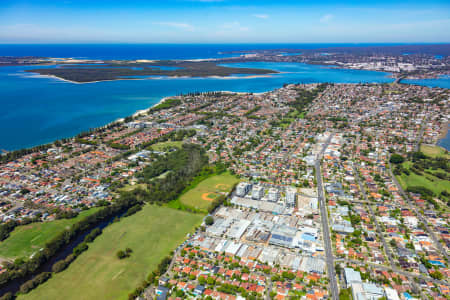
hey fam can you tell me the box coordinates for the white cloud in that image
[153,22,194,31]
[320,14,334,23]
[221,21,249,31]
[188,0,224,2]
[253,14,269,19]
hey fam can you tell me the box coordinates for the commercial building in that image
[268,188,280,202]
[236,182,251,197]
[285,187,297,207]
[251,185,264,200]
[344,268,362,285]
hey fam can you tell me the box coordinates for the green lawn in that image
[19,205,202,300]
[397,162,450,196]
[0,208,99,260]
[420,144,449,159]
[119,183,147,192]
[178,172,239,210]
[150,141,183,152]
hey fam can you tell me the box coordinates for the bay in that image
[0,43,402,60]
[0,59,448,151]
[401,75,450,89]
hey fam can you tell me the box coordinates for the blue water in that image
[0,44,449,151]
[0,61,394,150]
[0,43,406,60]
[402,75,450,89]
[438,127,450,151]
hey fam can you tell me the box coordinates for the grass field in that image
[150,141,183,152]
[0,208,99,260]
[396,161,450,196]
[420,144,449,159]
[19,205,202,300]
[119,183,147,192]
[178,172,239,210]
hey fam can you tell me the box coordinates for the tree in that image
[430,271,443,280]
[205,216,214,226]
[117,250,127,259]
[0,293,13,300]
[389,154,404,164]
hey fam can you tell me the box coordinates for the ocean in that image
[0,44,449,151]
[0,43,408,60]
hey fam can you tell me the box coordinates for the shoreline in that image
[25,73,276,84]
[438,120,449,140]
[436,120,449,151]
[0,89,256,154]
[1,60,449,152]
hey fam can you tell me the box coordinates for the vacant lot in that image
[19,205,202,300]
[178,172,239,210]
[0,208,99,260]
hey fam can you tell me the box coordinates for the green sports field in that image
[178,172,239,210]
[150,141,183,151]
[0,208,99,260]
[18,205,202,300]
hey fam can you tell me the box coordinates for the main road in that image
[314,133,339,300]
[335,257,449,286]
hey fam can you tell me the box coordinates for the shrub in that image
[73,242,88,257]
[117,250,127,259]
[20,272,52,294]
[83,228,102,243]
[205,216,214,226]
[52,254,76,273]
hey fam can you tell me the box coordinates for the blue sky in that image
[0,0,449,43]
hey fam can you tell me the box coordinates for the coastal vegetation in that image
[0,144,54,164]
[149,98,181,112]
[25,61,277,83]
[17,205,203,300]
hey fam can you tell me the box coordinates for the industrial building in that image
[269,224,297,248]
